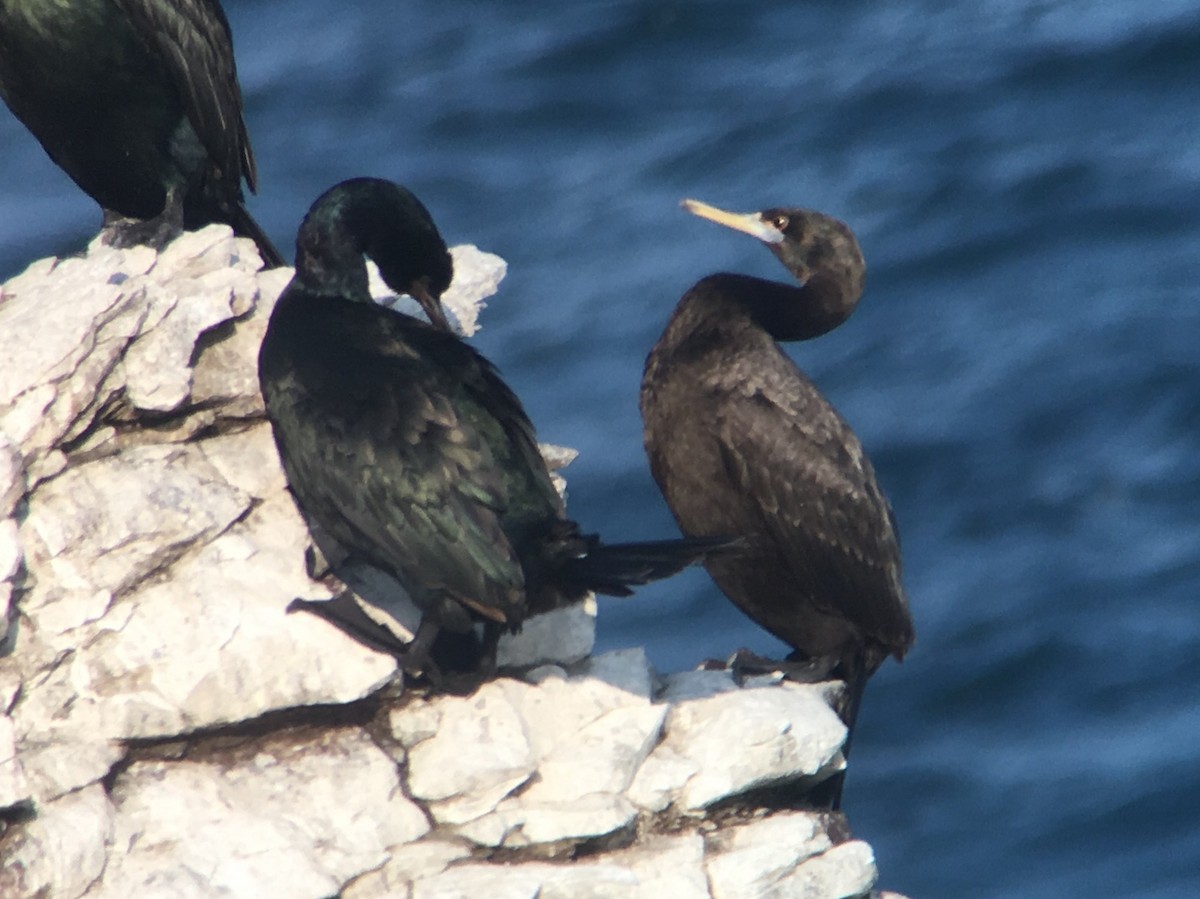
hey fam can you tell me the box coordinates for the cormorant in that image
[640,199,915,808]
[258,178,724,687]
[0,0,284,266]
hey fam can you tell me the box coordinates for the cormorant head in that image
[295,178,455,330]
[681,198,866,338]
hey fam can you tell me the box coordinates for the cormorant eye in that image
[770,214,790,232]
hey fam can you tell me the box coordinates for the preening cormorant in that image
[640,199,915,808]
[259,178,724,687]
[0,0,283,266]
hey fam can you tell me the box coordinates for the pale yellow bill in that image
[680,198,784,244]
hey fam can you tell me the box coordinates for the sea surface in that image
[3,1,1199,895]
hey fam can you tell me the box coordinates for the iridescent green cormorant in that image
[259,178,724,687]
[640,199,915,808]
[0,0,283,266]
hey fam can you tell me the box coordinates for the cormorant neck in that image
[681,271,860,345]
[744,271,859,341]
[294,202,374,302]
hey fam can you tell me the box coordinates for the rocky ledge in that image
[0,229,904,898]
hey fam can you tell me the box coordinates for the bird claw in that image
[101,199,185,253]
[699,647,838,686]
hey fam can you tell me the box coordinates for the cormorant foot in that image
[101,195,185,253]
[304,543,333,581]
[101,215,184,253]
[287,592,413,659]
[699,648,838,686]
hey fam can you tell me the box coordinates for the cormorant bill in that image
[258,178,726,689]
[639,198,916,809]
[0,0,284,267]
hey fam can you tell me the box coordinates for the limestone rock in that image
[0,432,22,517]
[0,230,898,899]
[95,728,429,899]
[652,670,847,810]
[20,443,250,597]
[496,601,596,669]
[404,649,664,849]
[341,838,473,899]
[393,680,537,825]
[0,713,29,811]
[412,860,640,899]
[0,784,114,899]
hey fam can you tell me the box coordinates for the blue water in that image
[3,1,1199,895]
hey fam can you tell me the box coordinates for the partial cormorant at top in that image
[259,178,725,686]
[0,0,284,266]
[640,199,915,808]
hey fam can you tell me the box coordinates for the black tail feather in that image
[229,202,287,268]
[563,536,735,597]
[808,653,869,812]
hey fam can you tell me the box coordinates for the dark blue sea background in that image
[3,1,1199,895]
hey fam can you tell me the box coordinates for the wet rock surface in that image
[0,229,901,898]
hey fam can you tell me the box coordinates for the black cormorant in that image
[0,0,283,266]
[259,178,724,687]
[640,199,915,808]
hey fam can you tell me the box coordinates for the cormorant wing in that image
[265,307,531,624]
[713,370,912,646]
[112,0,255,191]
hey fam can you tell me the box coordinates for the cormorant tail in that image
[562,536,735,597]
[229,203,286,268]
[810,653,870,811]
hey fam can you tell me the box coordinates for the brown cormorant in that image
[640,199,915,808]
[0,0,283,266]
[258,178,725,687]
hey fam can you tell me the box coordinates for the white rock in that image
[188,268,288,420]
[96,728,429,899]
[508,649,656,762]
[153,225,255,283]
[780,840,877,899]
[539,443,579,471]
[521,702,666,803]
[13,737,125,806]
[194,420,289,499]
[438,652,661,848]
[444,245,507,337]
[13,495,396,752]
[493,791,638,847]
[0,784,114,899]
[20,444,250,597]
[413,860,639,899]
[705,811,833,899]
[605,833,709,899]
[394,680,536,824]
[653,671,847,810]
[0,249,153,472]
[121,273,246,412]
[0,582,12,648]
[0,432,23,517]
[342,838,472,899]
[0,713,30,810]
[0,518,20,581]
[626,743,699,813]
[497,602,596,669]
[502,651,661,799]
